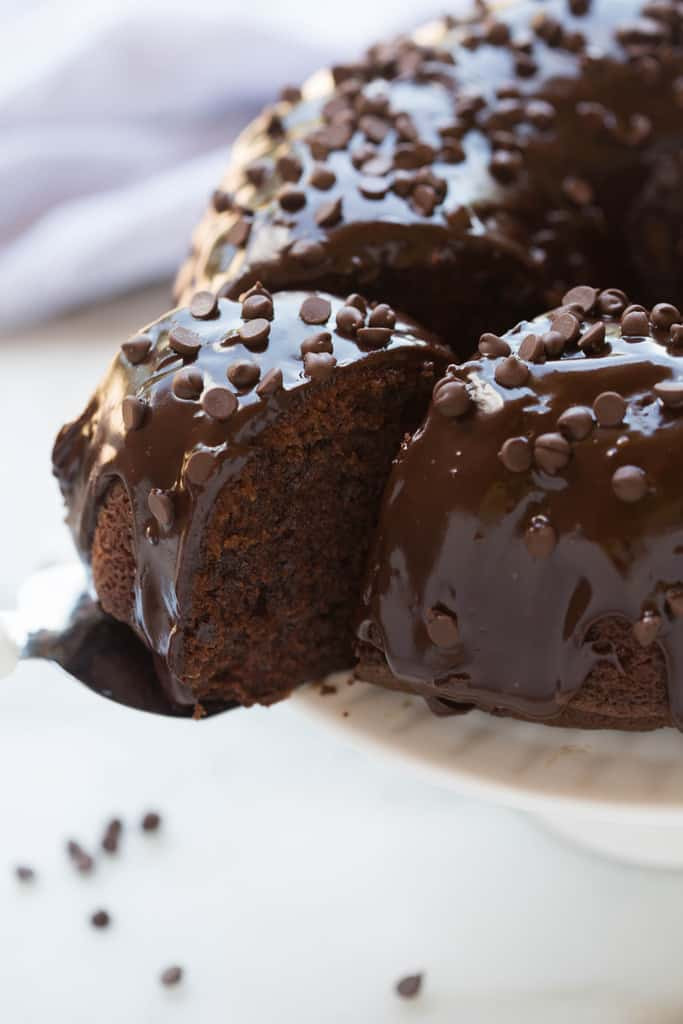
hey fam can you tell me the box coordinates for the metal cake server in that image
[0,564,233,718]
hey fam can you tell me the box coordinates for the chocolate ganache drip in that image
[357,288,683,727]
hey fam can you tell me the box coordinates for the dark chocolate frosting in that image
[176,0,683,344]
[357,288,683,725]
[52,287,440,703]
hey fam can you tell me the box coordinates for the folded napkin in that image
[0,0,441,328]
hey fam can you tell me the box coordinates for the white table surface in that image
[2,288,683,1024]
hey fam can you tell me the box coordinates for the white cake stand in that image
[292,676,683,869]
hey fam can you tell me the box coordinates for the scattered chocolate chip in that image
[534,432,571,475]
[671,324,683,347]
[335,305,363,334]
[122,396,147,431]
[101,819,122,854]
[245,161,270,187]
[91,910,111,929]
[357,326,392,349]
[633,612,661,648]
[578,321,606,354]
[478,333,511,358]
[562,176,594,205]
[255,367,283,398]
[121,334,152,365]
[185,449,217,485]
[303,352,337,381]
[66,840,95,875]
[666,589,683,619]
[148,490,174,529]
[141,811,161,832]
[300,296,332,325]
[276,155,303,183]
[525,515,557,558]
[541,330,566,358]
[551,311,581,345]
[494,355,529,389]
[278,185,306,212]
[172,368,203,400]
[316,197,343,227]
[358,175,389,200]
[396,974,423,999]
[242,294,273,321]
[489,150,523,183]
[612,465,648,503]
[301,332,333,355]
[563,285,599,314]
[425,608,459,647]
[412,183,438,216]
[593,391,626,427]
[201,387,238,421]
[433,379,471,418]
[226,217,251,248]
[597,288,628,317]
[227,361,260,389]
[160,966,183,987]
[498,436,532,473]
[279,85,302,104]
[15,865,35,882]
[557,406,594,441]
[519,334,545,363]
[654,380,683,409]
[309,165,336,190]
[190,290,218,320]
[362,154,393,177]
[651,303,681,330]
[369,304,396,329]
[239,318,271,348]
[169,325,202,358]
[212,189,233,213]
[621,308,650,337]
[345,294,367,314]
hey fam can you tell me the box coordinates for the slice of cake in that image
[53,286,446,710]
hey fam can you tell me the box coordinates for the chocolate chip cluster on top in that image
[357,286,683,729]
[53,286,442,707]
[175,0,683,342]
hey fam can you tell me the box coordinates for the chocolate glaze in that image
[176,0,683,345]
[357,289,683,726]
[52,290,441,705]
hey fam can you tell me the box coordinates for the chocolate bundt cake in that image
[176,0,683,348]
[53,288,444,708]
[357,287,683,730]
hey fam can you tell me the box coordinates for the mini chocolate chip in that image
[621,309,650,336]
[345,294,367,314]
[242,294,274,321]
[478,333,511,358]
[172,368,203,400]
[612,465,648,503]
[276,155,303,182]
[91,910,110,929]
[228,361,260,389]
[122,396,147,431]
[255,367,283,398]
[525,515,557,558]
[121,334,152,365]
[289,240,325,266]
[357,326,392,349]
[494,356,529,389]
[557,406,594,441]
[412,183,438,216]
[15,866,35,882]
[141,811,161,832]
[562,176,594,205]
[671,324,683,347]
[369,304,396,329]
[316,197,343,227]
[654,380,683,409]
[597,288,628,317]
[666,589,683,618]
[396,974,423,999]
[433,379,471,418]
[212,189,233,213]
[67,840,94,875]
[498,436,532,472]
[534,432,571,475]
[278,185,306,212]
[335,305,364,334]
[562,285,599,314]
[101,818,122,854]
[593,391,626,427]
[362,155,393,177]
[578,321,606,354]
[280,84,302,103]
[169,325,202,357]
[190,290,218,320]
[202,387,238,421]
[309,165,336,190]
[160,966,183,987]
[185,450,217,485]
[633,612,661,648]
[551,311,581,345]
[489,150,523,183]
[541,330,565,358]
[239,318,271,348]
[300,296,332,325]
[651,303,681,330]
[226,217,251,247]
[301,332,333,355]
[425,608,459,647]
[358,176,389,200]
[304,352,337,380]
[519,334,545,363]
[148,490,174,529]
